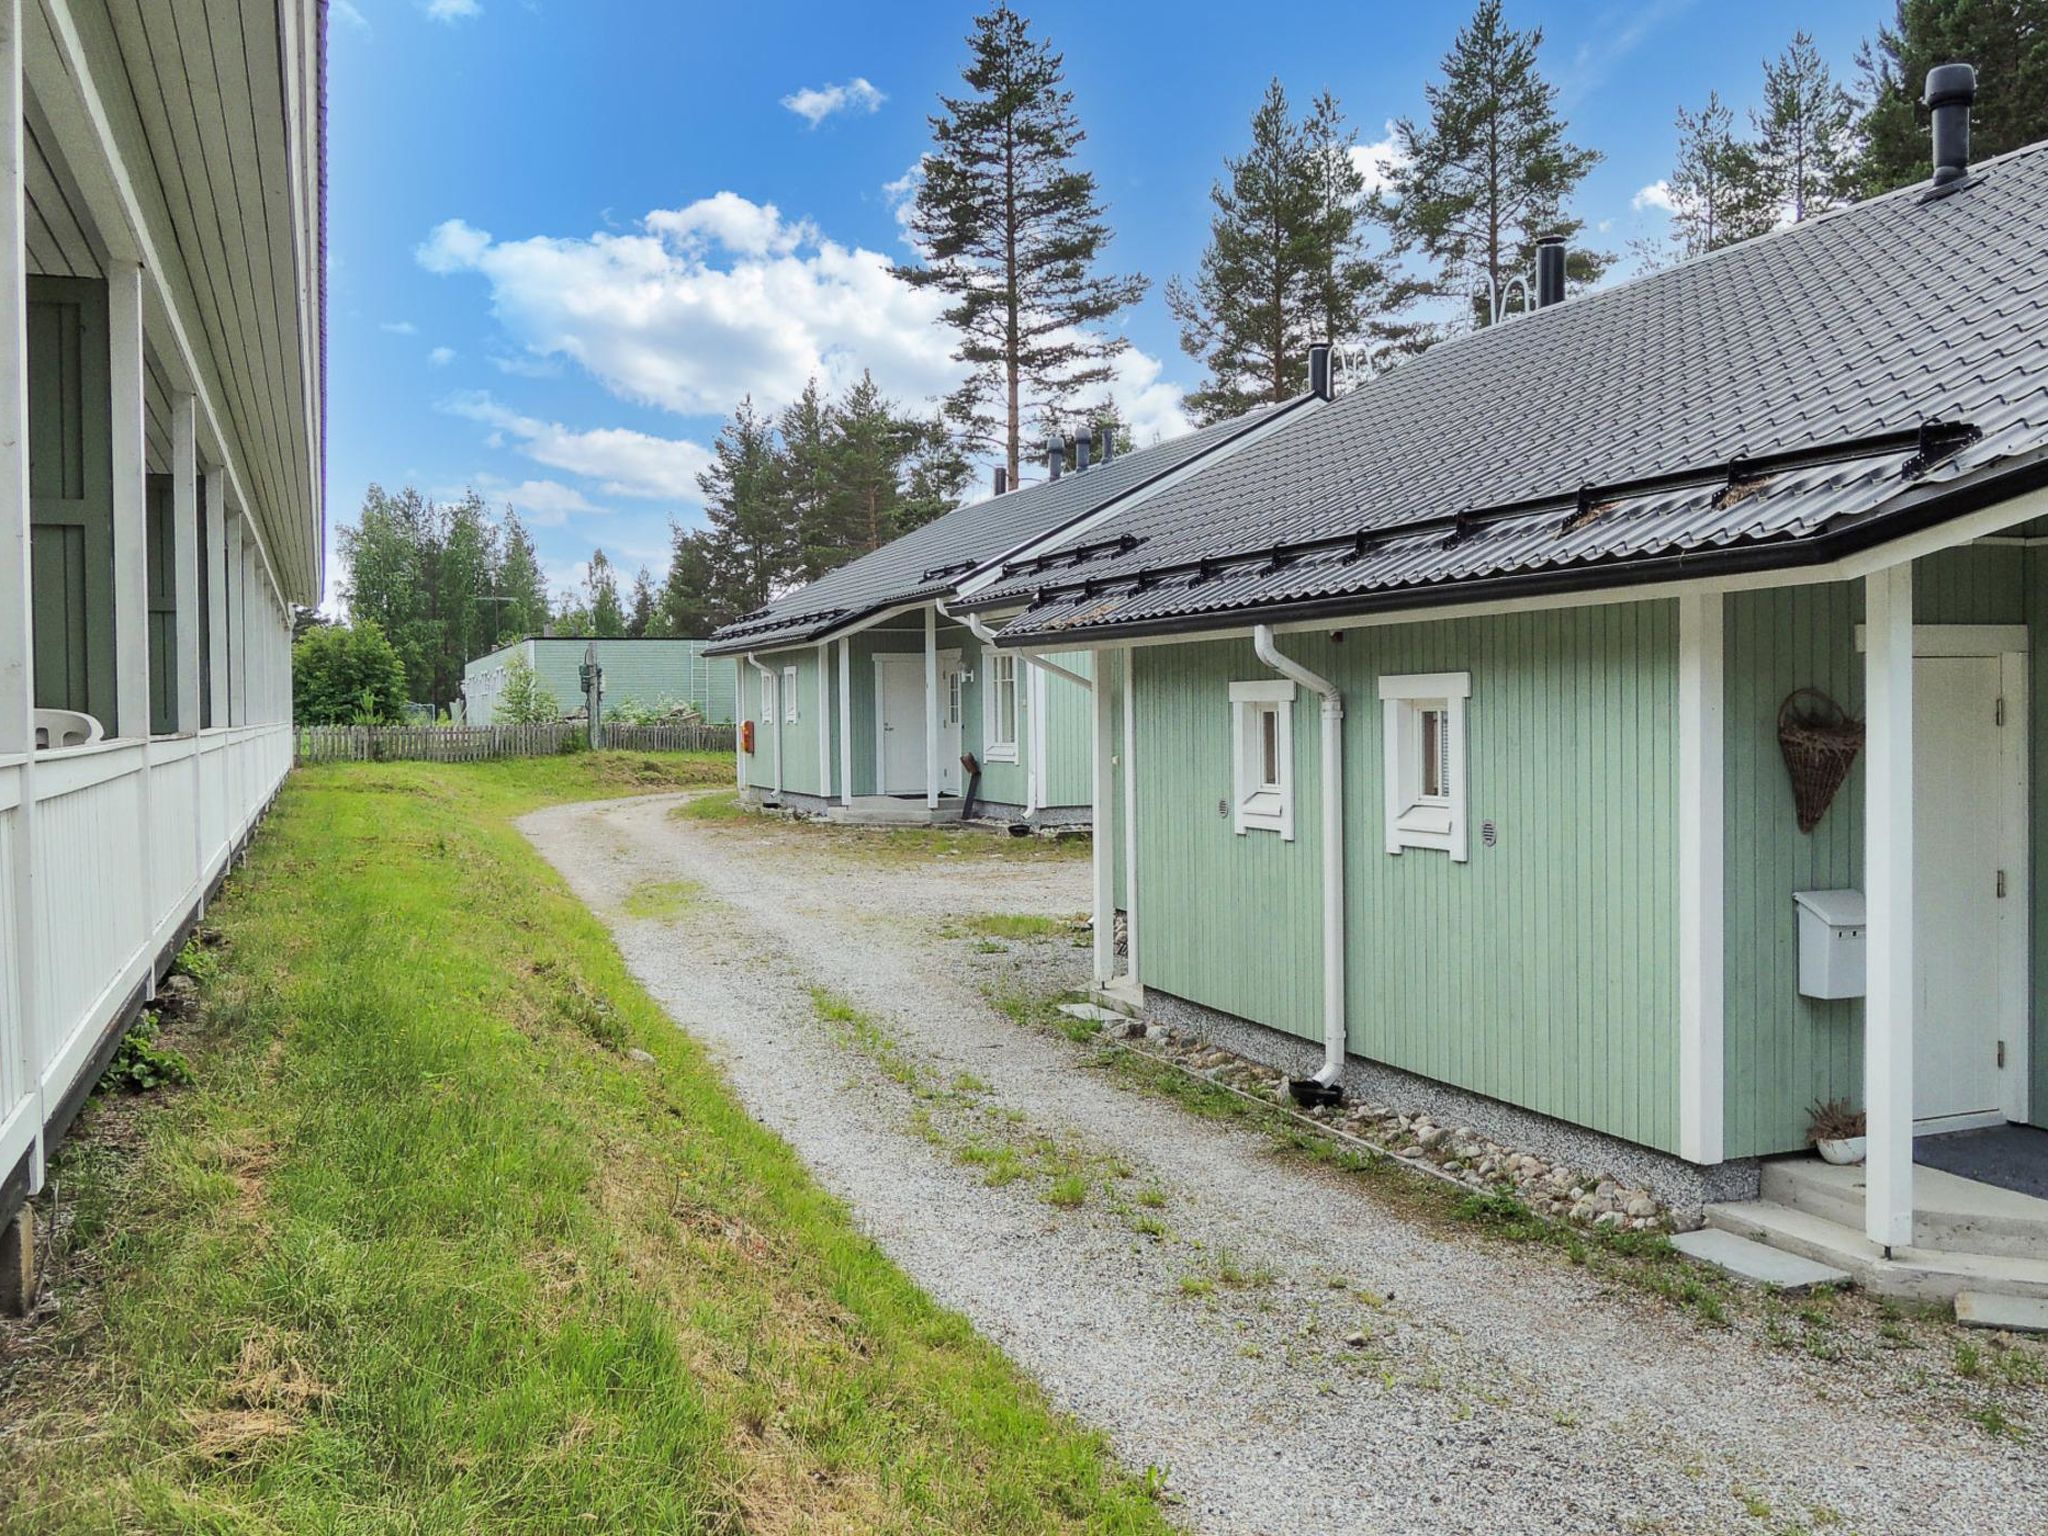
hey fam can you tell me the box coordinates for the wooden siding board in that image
[1135,603,1680,1153]
[1721,547,2024,1157]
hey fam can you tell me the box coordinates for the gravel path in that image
[522,794,2046,1536]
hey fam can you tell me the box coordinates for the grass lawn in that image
[672,789,1091,866]
[0,752,1171,1533]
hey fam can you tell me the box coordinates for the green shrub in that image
[99,1013,194,1094]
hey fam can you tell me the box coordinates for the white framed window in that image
[1229,679,1295,839]
[983,647,1019,761]
[782,665,799,723]
[1379,671,1471,861]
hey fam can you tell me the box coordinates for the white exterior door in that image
[938,652,963,795]
[1911,653,2020,1128]
[876,656,925,794]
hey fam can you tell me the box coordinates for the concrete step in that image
[1669,1227,1849,1291]
[1705,1199,2048,1303]
[1955,1290,2048,1333]
[1760,1158,2048,1260]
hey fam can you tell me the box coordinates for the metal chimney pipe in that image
[1046,435,1064,481]
[1097,422,1114,465]
[1308,342,1333,401]
[993,466,1008,496]
[1926,62,1977,187]
[1074,432,1090,473]
[1535,233,1567,308]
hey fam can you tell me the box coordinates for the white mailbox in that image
[1793,889,1866,1000]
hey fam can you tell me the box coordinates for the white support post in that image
[837,638,852,803]
[1091,647,1116,986]
[170,394,199,732]
[0,0,45,1189]
[1864,562,1916,1250]
[108,262,146,739]
[225,512,245,726]
[923,605,939,812]
[1677,593,1726,1165]
[1120,646,1140,988]
[203,470,227,728]
[816,641,831,799]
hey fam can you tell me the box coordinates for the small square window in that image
[1379,672,1471,860]
[1228,679,1295,839]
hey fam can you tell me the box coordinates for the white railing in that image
[0,722,290,1194]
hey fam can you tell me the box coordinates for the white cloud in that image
[416,218,494,273]
[417,196,959,417]
[428,345,457,367]
[443,392,713,502]
[474,475,609,527]
[424,0,481,21]
[1349,123,1406,199]
[780,77,885,127]
[1633,180,1678,214]
[1100,347,1191,450]
[490,351,561,379]
[883,159,924,243]
[334,0,370,30]
[380,319,417,335]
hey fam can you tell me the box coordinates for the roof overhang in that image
[993,452,2048,652]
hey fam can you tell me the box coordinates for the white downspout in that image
[745,653,782,795]
[1253,625,1346,1090]
[943,603,1093,693]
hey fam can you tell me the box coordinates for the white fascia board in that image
[953,395,1327,602]
[31,0,299,613]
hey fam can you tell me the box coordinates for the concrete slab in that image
[1057,1003,1126,1025]
[1671,1226,1850,1292]
[1955,1290,2048,1333]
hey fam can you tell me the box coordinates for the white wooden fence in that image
[295,721,735,764]
[0,723,293,1201]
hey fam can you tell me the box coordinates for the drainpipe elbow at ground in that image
[1252,625,1346,1095]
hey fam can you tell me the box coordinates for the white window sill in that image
[983,745,1018,763]
[1237,789,1291,837]
[1391,800,1457,854]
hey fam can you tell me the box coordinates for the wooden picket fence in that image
[295,722,735,764]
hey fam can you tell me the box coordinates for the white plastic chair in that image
[34,707,103,749]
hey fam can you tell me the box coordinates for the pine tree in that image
[899,409,972,535]
[776,379,840,582]
[894,4,1147,485]
[1665,92,1775,257]
[1170,83,1405,422]
[1856,1,2048,195]
[1378,0,1603,329]
[586,549,625,637]
[494,510,550,643]
[827,373,909,557]
[659,524,722,637]
[626,567,658,638]
[1754,32,1857,222]
[1167,81,1322,421]
[697,397,790,616]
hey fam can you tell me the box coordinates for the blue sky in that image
[323,0,1883,611]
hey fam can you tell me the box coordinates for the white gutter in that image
[744,653,782,795]
[1252,625,1346,1089]
[943,601,1092,692]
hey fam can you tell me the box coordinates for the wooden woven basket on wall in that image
[1777,688,1864,834]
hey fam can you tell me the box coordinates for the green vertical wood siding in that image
[145,474,176,735]
[1135,603,1680,1153]
[28,275,113,727]
[2030,549,2048,1131]
[1722,546,2032,1156]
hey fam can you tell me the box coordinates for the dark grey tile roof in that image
[703,401,1294,655]
[986,141,2048,643]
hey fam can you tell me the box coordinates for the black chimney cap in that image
[1535,233,1567,309]
[1308,342,1333,401]
[1046,435,1064,481]
[1925,62,1977,188]
[1074,432,1091,472]
[993,466,1008,496]
[1095,421,1115,465]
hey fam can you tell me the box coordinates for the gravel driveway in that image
[522,794,2046,1536]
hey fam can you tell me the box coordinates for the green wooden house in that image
[462,636,734,724]
[961,81,2048,1295]
[705,403,1306,824]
